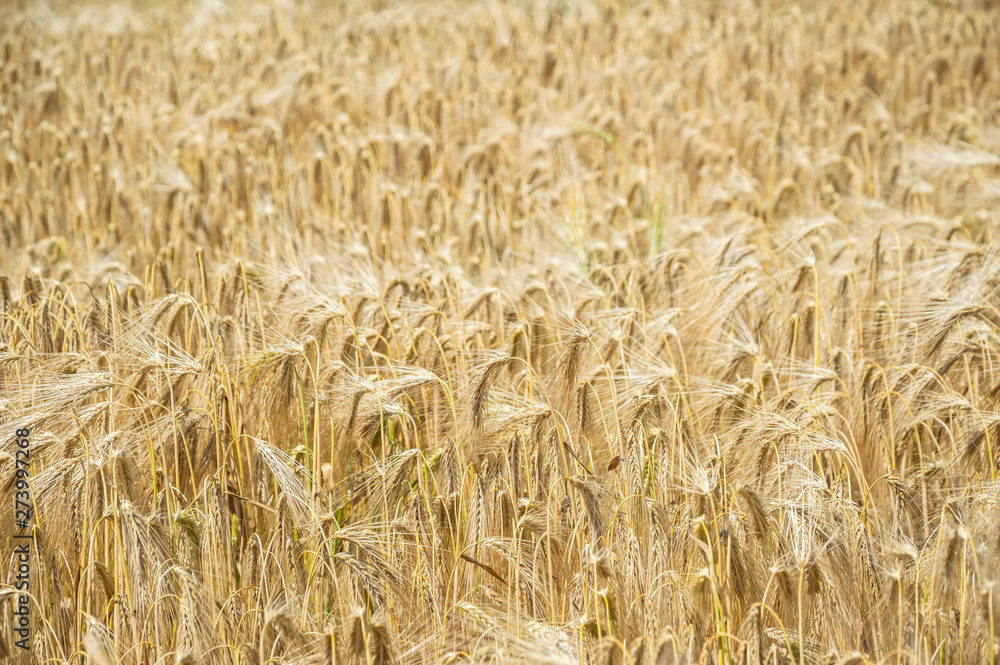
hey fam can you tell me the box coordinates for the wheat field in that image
[3,0,1000,663]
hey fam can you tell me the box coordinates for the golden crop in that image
[2,0,1000,663]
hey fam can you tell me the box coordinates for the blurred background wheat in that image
[3,0,1000,663]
